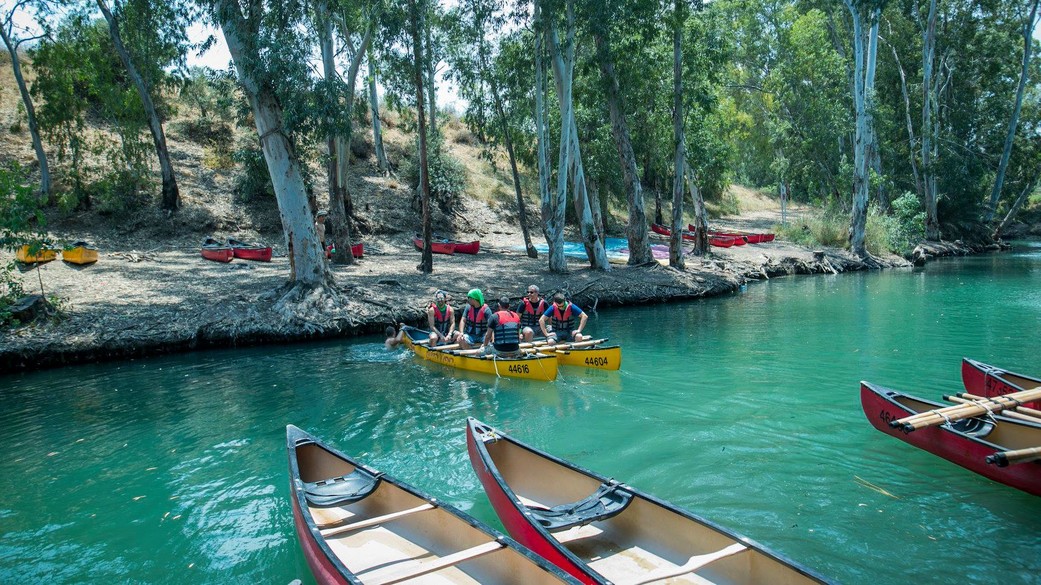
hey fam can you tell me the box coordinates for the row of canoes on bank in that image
[288,421,831,585]
[200,238,366,263]
[400,327,621,381]
[650,224,775,248]
[861,358,1041,496]
[16,242,98,265]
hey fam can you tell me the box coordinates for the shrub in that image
[92,168,153,216]
[402,133,467,213]
[232,144,274,202]
[0,163,41,326]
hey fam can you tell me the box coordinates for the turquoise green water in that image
[2,244,1039,584]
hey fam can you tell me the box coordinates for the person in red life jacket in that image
[483,297,523,356]
[539,292,588,343]
[425,290,455,345]
[515,284,548,342]
[451,288,492,349]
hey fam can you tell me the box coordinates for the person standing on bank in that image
[453,289,493,350]
[516,285,548,342]
[539,293,588,343]
[315,209,328,254]
[483,297,523,356]
[426,290,455,346]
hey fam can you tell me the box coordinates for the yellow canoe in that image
[62,243,99,265]
[537,345,622,370]
[15,244,57,263]
[402,328,558,381]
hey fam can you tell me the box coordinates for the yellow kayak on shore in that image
[15,244,58,263]
[402,327,559,381]
[62,242,99,265]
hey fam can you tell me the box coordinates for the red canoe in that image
[324,242,364,259]
[201,239,234,263]
[466,418,831,585]
[286,425,579,585]
[860,381,1041,496]
[452,239,480,254]
[690,225,774,244]
[227,238,272,262]
[652,224,741,248]
[962,358,1041,408]
[413,236,456,255]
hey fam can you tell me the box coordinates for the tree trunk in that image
[333,15,373,237]
[411,0,433,273]
[843,0,880,258]
[985,0,1040,223]
[888,40,923,201]
[995,172,1040,239]
[921,0,940,241]
[0,24,49,201]
[685,162,708,255]
[592,29,652,265]
[424,12,437,136]
[547,6,609,271]
[218,0,329,285]
[535,1,566,273]
[317,1,354,265]
[96,0,179,211]
[865,16,885,210]
[368,46,389,174]
[669,0,685,269]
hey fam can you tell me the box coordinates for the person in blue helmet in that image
[452,288,493,350]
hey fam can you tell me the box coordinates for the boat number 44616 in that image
[507,364,530,374]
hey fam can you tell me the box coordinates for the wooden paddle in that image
[952,393,1041,419]
[986,446,1041,467]
[891,387,1041,432]
[944,395,1041,424]
[450,339,605,357]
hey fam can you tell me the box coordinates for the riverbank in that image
[2,208,935,374]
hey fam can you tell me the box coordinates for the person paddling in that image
[426,290,455,346]
[452,289,492,350]
[483,297,523,357]
[539,293,588,343]
[516,284,547,342]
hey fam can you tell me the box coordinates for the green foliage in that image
[0,163,43,326]
[775,207,848,248]
[403,133,468,212]
[232,142,275,203]
[886,192,927,254]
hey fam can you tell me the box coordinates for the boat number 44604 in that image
[584,357,609,367]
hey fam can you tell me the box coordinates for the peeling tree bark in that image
[411,0,434,273]
[534,2,564,272]
[218,0,329,286]
[97,0,179,212]
[592,29,652,265]
[368,45,389,174]
[920,0,941,241]
[669,0,686,268]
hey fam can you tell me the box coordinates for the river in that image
[1,243,1038,584]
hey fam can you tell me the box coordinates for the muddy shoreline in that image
[4,232,993,375]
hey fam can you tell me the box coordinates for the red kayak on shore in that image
[451,239,480,254]
[689,225,774,244]
[860,381,1041,496]
[325,242,364,259]
[413,236,456,255]
[651,224,740,248]
[466,418,831,584]
[227,238,272,262]
[201,238,234,263]
[962,358,1041,408]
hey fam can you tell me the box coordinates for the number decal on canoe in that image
[507,364,530,374]
[584,357,609,367]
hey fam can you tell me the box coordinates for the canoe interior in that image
[888,393,1041,450]
[483,436,823,585]
[295,439,570,585]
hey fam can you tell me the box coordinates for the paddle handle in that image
[986,446,1041,467]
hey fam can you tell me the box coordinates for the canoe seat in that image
[948,417,994,438]
[526,482,633,532]
[304,469,381,508]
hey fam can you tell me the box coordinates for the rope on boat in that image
[491,353,502,378]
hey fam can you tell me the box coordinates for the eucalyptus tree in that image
[584,0,653,265]
[841,0,885,258]
[984,0,1041,224]
[367,44,389,173]
[669,0,688,266]
[446,0,538,258]
[1,0,50,201]
[410,0,434,273]
[542,0,609,271]
[208,0,331,290]
[917,0,944,240]
[96,0,183,211]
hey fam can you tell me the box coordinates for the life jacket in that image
[429,303,453,335]
[492,310,521,350]
[551,303,575,334]
[464,304,490,338]
[520,297,547,329]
